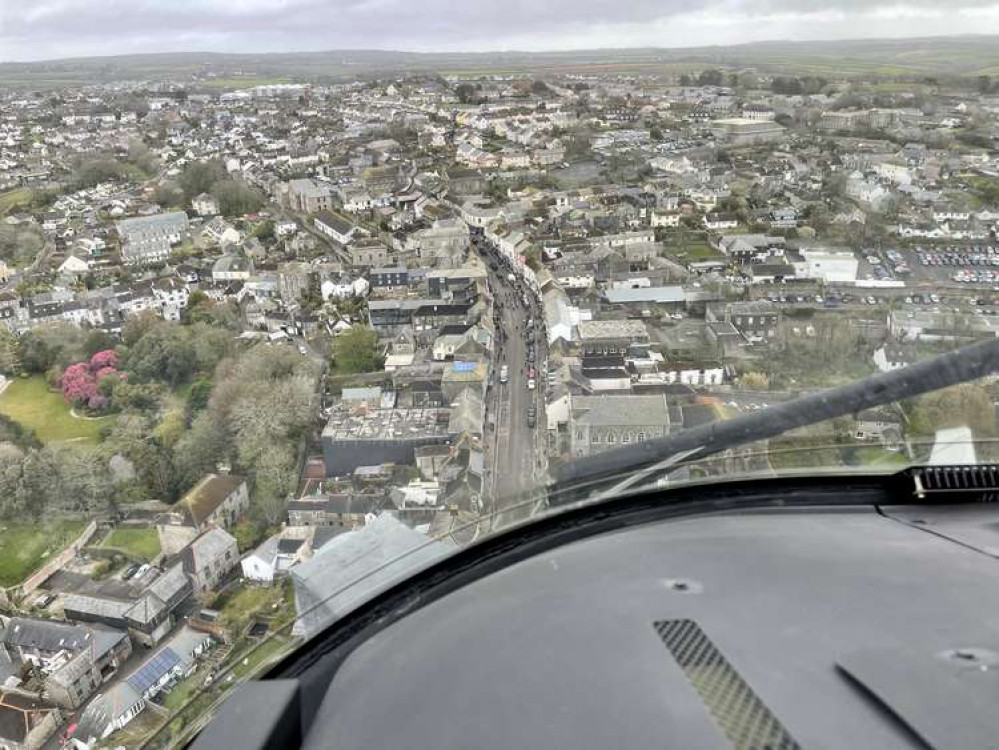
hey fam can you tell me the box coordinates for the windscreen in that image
[0,3,998,748]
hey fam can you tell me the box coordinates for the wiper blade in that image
[553,338,999,500]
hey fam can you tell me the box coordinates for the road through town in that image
[475,238,548,531]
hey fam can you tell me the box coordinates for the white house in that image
[321,276,369,301]
[651,211,682,228]
[201,217,242,247]
[703,213,739,231]
[57,254,90,276]
[151,278,190,322]
[242,536,280,583]
[795,248,858,283]
[192,193,219,216]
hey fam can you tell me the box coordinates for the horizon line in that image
[2,31,997,67]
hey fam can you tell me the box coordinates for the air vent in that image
[911,465,999,500]
[654,619,802,750]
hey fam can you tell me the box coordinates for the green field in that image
[0,521,87,587]
[678,243,724,261]
[217,583,291,630]
[103,527,161,561]
[231,635,292,680]
[0,188,31,215]
[0,376,113,444]
[198,76,291,90]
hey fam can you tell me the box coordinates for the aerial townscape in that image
[0,40,997,748]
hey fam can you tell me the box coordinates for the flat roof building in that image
[709,118,786,146]
[321,407,456,477]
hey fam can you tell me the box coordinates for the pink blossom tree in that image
[89,349,119,371]
[60,348,122,412]
[61,362,99,405]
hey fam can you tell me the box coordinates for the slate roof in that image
[290,514,454,639]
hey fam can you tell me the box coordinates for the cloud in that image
[1,0,999,61]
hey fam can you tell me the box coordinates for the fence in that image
[19,520,98,597]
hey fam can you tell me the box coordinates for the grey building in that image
[286,493,391,527]
[62,563,192,647]
[369,266,410,288]
[321,407,456,477]
[116,212,189,265]
[569,394,671,459]
[287,178,332,213]
[290,514,454,639]
[180,528,239,595]
[577,319,651,356]
[0,617,131,710]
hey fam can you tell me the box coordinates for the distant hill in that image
[2,35,999,88]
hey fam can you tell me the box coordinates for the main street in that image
[474,236,548,531]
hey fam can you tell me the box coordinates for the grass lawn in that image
[855,446,910,467]
[199,76,291,90]
[678,243,725,261]
[0,521,87,587]
[217,584,289,629]
[0,376,113,444]
[105,704,164,749]
[103,527,161,561]
[230,635,293,681]
[0,188,31,215]
[162,671,203,713]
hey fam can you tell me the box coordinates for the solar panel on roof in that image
[126,647,181,695]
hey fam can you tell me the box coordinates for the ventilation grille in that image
[913,465,999,496]
[654,619,802,750]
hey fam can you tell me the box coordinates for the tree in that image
[0,444,26,518]
[111,380,164,412]
[252,446,296,525]
[15,448,56,518]
[52,445,114,515]
[186,377,213,415]
[0,225,44,268]
[332,326,381,374]
[678,74,692,87]
[60,350,121,411]
[0,329,20,375]
[19,324,85,374]
[910,384,997,439]
[741,372,770,390]
[252,220,275,241]
[122,310,161,347]
[125,138,156,174]
[125,322,196,385]
[531,79,549,96]
[697,69,724,87]
[455,83,476,104]
[72,157,124,188]
[181,291,215,325]
[179,160,227,200]
[83,330,116,359]
[153,182,184,209]
[210,180,264,216]
[173,412,230,489]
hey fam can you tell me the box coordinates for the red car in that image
[527,366,536,379]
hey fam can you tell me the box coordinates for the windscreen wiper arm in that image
[553,338,999,499]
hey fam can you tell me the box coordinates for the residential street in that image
[475,239,548,531]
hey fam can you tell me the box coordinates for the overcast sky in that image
[3,0,999,62]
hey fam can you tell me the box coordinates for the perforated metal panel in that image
[654,619,802,750]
